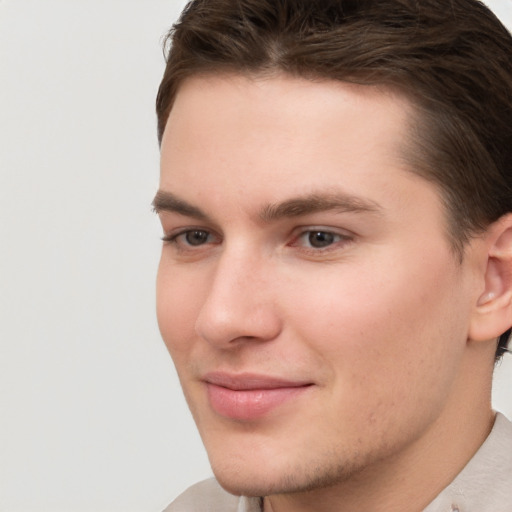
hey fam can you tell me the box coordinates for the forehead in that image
[159,73,442,227]
[163,73,414,154]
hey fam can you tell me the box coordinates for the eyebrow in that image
[259,193,382,222]
[152,190,207,219]
[152,190,382,222]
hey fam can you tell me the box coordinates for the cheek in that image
[283,254,467,405]
[156,260,204,359]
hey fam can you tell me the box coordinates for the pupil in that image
[186,230,209,246]
[309,231,334,248]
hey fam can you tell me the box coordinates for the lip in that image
[203,372,313,421]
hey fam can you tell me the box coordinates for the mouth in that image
[203,372,314,421]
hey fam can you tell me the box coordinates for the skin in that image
[155,74,500,511]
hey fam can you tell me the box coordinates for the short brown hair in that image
[156,0,512,358]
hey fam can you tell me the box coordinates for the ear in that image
[469,214,512,342]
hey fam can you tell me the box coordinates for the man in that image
[153,0,512,510]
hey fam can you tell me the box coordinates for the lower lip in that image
[206,383,311,421]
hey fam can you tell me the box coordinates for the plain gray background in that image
[1,1,511,510]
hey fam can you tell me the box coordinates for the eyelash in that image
[161,228,219,247]
[162,226,354,255]
[290,230,352,252]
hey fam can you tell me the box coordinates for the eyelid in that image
[288,226,355,251]
[161,226,221,246]
[291,225,354,239]
[160,224,355,256]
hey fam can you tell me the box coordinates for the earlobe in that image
[469,214,512,342]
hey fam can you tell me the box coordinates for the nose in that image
[194,248,282,348]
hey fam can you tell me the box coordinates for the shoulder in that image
[470,412,512,489]
[162,478,260,512]
[425,412,512,512]
[471,412,512,506]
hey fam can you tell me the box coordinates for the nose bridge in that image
[194,242,280,347]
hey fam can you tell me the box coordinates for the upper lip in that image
[203,372,313,391]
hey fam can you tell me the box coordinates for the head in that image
[156,0,512,359]
[154,0,512,502]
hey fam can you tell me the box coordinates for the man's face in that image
[156,74,479,496]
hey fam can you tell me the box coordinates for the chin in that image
[213,473,269,498]
[209,447,362,498]
[208,453,277,496]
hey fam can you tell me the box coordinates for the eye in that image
[182,229,211,246]
[305,231,338,248]
[291,228,352,251]
[163,229,217,248]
